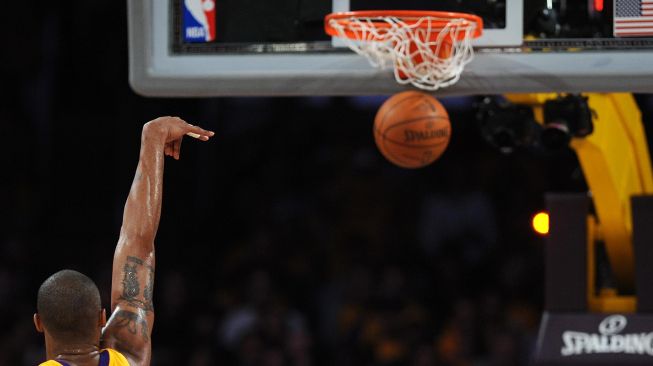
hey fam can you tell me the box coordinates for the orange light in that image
[532,212,549,235]
[594,0,604,12]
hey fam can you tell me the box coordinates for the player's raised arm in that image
[101,117,214,365]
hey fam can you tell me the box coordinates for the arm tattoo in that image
[119,256,154,312]
[143,266,154,311]
[127,255,143,265]
[114,310,150,342]
[120,257,141,300]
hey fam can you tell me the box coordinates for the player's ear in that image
[34,313,44,333]
[99,308,107,327]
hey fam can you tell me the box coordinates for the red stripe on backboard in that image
[615,32,653,36]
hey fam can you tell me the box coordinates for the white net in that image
[328,15,478,91]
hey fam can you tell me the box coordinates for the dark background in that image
[2,1,653,366]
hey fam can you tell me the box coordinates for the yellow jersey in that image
[39,348,129,366]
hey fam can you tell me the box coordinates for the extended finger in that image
[186,124,215,141]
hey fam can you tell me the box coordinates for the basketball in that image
[374,91,451,169]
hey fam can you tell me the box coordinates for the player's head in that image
[34,269,106,343]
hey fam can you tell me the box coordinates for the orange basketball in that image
[374,91,451,169]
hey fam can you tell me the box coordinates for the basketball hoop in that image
[325,11,483,91]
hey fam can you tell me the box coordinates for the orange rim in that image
[325,10,483,41]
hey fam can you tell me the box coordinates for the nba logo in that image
[183,0,216,42]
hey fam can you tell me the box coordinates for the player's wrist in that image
[141,121,168,143]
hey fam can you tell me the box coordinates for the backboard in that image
[128,0,653,96]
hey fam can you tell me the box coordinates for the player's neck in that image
[46,336,101,363]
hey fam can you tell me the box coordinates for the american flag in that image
[614,0,653,37]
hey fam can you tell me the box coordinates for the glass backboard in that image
[128,0,653,96]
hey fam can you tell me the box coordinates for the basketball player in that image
[34,117,215,366]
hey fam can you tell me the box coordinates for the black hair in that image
[37,270,102,341]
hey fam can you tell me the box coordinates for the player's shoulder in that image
[38,361,64,366]
[104,348,131,366]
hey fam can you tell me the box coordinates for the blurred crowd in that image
[2,92,555,365]
[0,149,545,366]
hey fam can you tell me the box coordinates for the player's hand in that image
[143,116,215,160]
